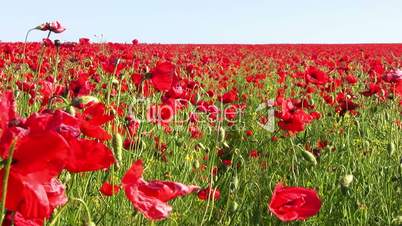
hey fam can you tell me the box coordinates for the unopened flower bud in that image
[340,174,354,188]
[301,150,317,165]
[73,95,99,106]
[219,127,226,143]
[230,201,239,212]
[112,133,123,168]
[387,142,395,156]
[66,105,76,116]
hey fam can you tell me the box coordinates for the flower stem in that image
[0,141,16,224]
[22,28,35,61]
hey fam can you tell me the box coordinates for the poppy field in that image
[0,22,401,225]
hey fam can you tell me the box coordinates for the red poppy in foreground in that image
[122,160,200,221]
[268,183,321,222]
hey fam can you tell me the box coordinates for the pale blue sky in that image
[1,0,401,43]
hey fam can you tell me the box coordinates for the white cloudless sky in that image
[1,0,401,43]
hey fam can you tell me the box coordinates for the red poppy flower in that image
[100,182,121,196]
[35,21,66,33]
[65,138,115,173]
[150,62,175,92]
[268,183,321,222]
[3,211,44,226]
[0,171,67,221]
[0,91,20,158]
[248,149,259,158]
[305,67,330,85]
[219,88,238,104]
[77,103,114,140]
[122,160,199,221]
[197,187,221,201]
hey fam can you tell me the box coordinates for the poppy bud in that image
[230,201,239,212]
[232,176,239,190]
[340,174,354,188]
[301,150,317,165]
[387,142,395,156]
[392,216,402,225]
[219,127,226,143]
[66,105,76,116]
[141,139,147,150]
[62,172,72,183]
[112,78,119,85]
[230,176,239,193]
[196,142,206,151]
[86,221,96,226]
[73,95,99,106]
[112,133,123,168]
[193,160,200,169]
[54,39,61,47]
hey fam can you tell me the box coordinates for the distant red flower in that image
[345,74,358,84]
[305,67,330,85]
[42,38,54,47]
[278,109,313,133]
[132,39,139,45]
[189,126,202,139]
[249,149,259,158]
[268,183,321,222]
[122,160,199,221]
[219,88,238,104]
[79,38,90,45]
[222,159,232,166]
[197,187,221,201]
[100,182,121,196]
[245,130,253,136]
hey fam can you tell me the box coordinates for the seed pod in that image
[232,175,239,190]
[112,133,123,168]
[340,174,354,188]
[387,142,395,156]
[62,172,72,183]
[301,150,317,165]
[111,78,119,85]
[219,127,226,143]
[196,142,206,151]
[66,105,76,116]
[73,95,99,106]
[193,160,200,169]
[392,216,402,225]
[230,201,239,212]
[87,221,96,226]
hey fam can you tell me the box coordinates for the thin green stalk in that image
[22,28,35,60]
[36,30,52,79]
[0,141,16,224]
[71,198,93,224]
